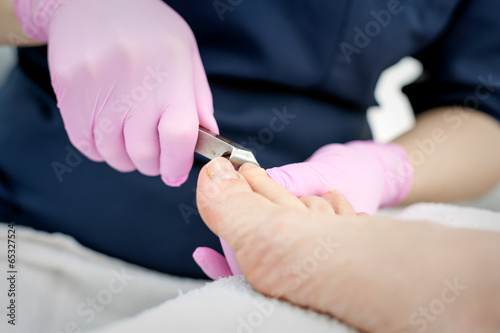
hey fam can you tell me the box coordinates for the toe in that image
[196,158,274,250]
[321,189,357,216]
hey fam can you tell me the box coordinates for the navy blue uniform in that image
[1,0,499,278]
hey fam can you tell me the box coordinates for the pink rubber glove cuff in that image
[366,142,413,207]
[15,0,67,42]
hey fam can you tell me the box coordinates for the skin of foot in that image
[196,157,500,333]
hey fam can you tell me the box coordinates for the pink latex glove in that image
[193,140,413,279]
[193,239,240,280]
[266,140,413,214]
[15,0,218,186]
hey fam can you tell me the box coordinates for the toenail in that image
[207,157,241,181]
[239,163,259,171]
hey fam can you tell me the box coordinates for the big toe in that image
[196,158,273,251]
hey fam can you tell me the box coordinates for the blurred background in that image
[0,45,498,212]
[0,46,14,87]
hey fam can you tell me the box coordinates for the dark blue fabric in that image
[403,0,500,120]
[1,0,499,278]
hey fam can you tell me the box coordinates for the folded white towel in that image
[395,202,500,231]
[86,275,357,333]
[0,225,205,333]
[1,203,499,333]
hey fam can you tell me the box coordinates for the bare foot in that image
[196,157,500,333]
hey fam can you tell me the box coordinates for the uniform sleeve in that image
[403,0,500,122]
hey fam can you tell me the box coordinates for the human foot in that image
[196,157,500,333]
[193,158,365,280]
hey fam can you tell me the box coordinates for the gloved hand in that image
[266,140,413,215]
[193,140,413,279]
[15,0,218,186]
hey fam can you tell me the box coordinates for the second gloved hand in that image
[266,140,413,214]
[15,0,218,186]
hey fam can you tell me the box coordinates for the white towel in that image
[395,202,500,231]
[0,225,205,333]
[1,203,499,333]
[86,275,356,333]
